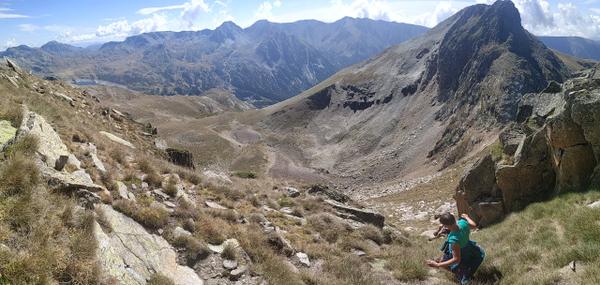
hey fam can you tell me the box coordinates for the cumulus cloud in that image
[2,38,17,50]
[255,1,283,20]
[95,13,169,38]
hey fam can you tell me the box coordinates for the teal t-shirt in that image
[447,219,470,249]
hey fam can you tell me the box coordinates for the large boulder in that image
[496,130,555,211]
[94,204,203,285]
[325,199,385,228]
[166,148,194,169]
[456,65,600,225]
[16,109,81,169]
[455,155,504,226]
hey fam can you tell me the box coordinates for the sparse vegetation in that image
[4,134,38,157]
[172,235,210,265]
[147,273,175,285]
[113,200,169,230]
[233,171,257,179]
[221,242,237,260]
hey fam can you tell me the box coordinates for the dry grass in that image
[0,103,23,127]
[0,154,100,284]
[307,213,349,243]
[113,200,169,230]
[195,217,229,245]
[147,274,175,285]
[0,152,40,196]
[163,175,179,197]
[172,235,210,266]
[236,225,304,285]
[4,134,39,157]
[221,242,237,260]
[358,224,384,245]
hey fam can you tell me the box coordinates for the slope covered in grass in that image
[470,190,600,284]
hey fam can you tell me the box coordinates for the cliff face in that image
[456,65,600,226]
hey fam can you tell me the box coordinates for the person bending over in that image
[426,212,484,285]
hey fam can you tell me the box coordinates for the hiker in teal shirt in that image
[426,212,485,284]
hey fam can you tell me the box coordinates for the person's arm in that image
[461,213,477,229]
[426,243,461,268]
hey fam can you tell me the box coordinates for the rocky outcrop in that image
[15,108,80,169]
[166,148,194,169]
[100,131,135,149]
[325,199,385,228]
[456,66,600,226]
[94,204,203,285]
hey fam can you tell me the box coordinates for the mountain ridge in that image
[0,17,428,106]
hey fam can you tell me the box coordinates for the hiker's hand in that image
[426,260,439,268]
[460,213,470,219]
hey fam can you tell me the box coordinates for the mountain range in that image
[0,18,428,106]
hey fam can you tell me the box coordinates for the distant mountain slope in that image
[538,36,600,61]
[258,0,570,188]
[0,18,427,106]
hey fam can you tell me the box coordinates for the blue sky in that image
[1,0,600,50]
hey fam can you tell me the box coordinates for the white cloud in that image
[255,1,283,20]
[95,13,169,39]
[18,23,40,32]
[2,38,17,50]
[414,1,460,27]
[0,7,29,19]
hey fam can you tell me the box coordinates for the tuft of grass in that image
[322,254,380,285]
[172,235,210,266]
[0,153,40,196]
[5,134,38,157]
[163,175,179,197]
[221,242,237,260]
[358,224,384,245]
[147,273,175,285]
[384,244,430,282]
[195,217,228,245]
[307,213,349,243]
[0,104,23,127]
[113,200,169,230]
[237,226,304,285]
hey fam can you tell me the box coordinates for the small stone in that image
[351,249,366,257]
[54,155,69,171]
[420,229,438,240]
[296,252,310,267]
[285,187,300,198]
[164,201,176,208]
[229,266,246,281]
[141,182,149,190]
[587,200,600,209]
[205,200,227,209]
[280,207,294,215]
[116,181,129,200]
[173,226,192,239]
[570,260,576,272]
[223,259,238,270]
